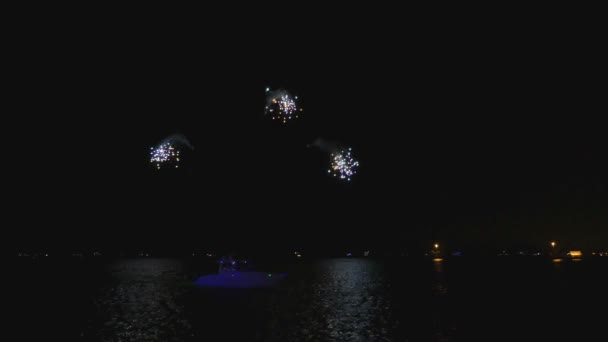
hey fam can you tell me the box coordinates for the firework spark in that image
[265,88,302,123]
[150,143,180,169]
[329,148,359,181]
[149,134,193,170]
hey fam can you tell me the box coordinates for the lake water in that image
[11,257,607,341]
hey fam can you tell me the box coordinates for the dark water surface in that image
[12,257,607,341]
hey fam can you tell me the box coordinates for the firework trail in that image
[160,134,194,150]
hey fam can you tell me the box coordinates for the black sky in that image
[8,12,607,252]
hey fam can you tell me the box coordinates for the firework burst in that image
[265,88,302,123]
[329,148,359,181]
[150,143,180,169]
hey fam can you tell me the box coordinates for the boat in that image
[194,256,286,288]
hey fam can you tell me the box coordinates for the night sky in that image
[9,15,607,254]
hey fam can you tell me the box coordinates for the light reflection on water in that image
[94,259,193,342]
[431,258,450,341]
[17,256,605,341]
[288,258,393,341]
